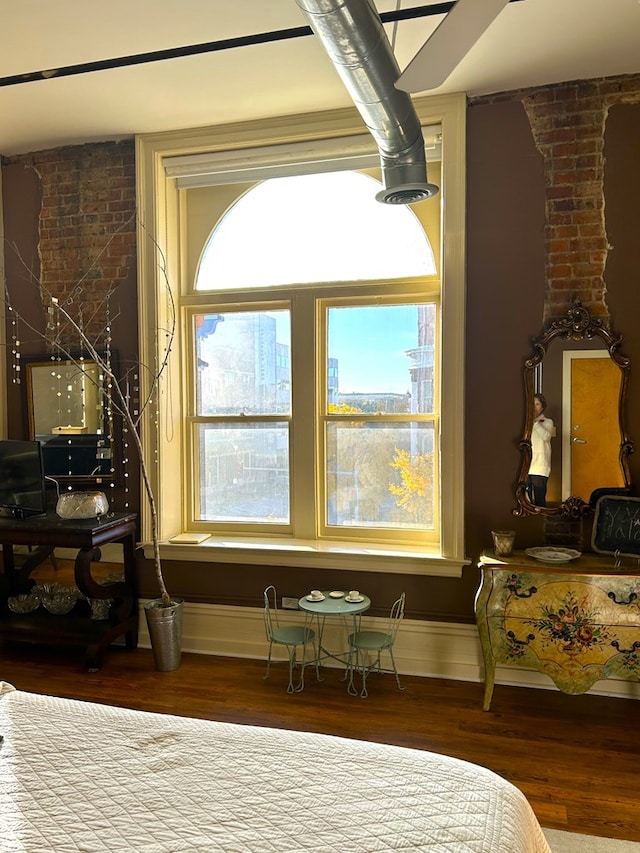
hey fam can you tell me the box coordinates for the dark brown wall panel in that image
[3,79,640,625]
[465,98,546,564]
[604,102,640,495]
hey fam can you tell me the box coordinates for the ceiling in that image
[1,0,639,157]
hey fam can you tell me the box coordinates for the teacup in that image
[309,589,323,600]
[347,590,360,600]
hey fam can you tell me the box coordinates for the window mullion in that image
[290,293,317,539]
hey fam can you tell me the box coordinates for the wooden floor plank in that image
[0,642,638,842]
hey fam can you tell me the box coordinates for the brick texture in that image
[2,140,138,512]
[4,140,136,349]
[471,74,640,324]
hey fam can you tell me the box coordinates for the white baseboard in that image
[137,599,640,702]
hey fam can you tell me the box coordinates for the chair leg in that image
[353,649,405,698]
[360,653,371,698]
[306,637,321,684]
[347,646,359,696]
[287,646,298,694]
[263,641,274,681]
[287,644,310,694]
[296,642,309,693]
[388,647,405,692]
[313,638,321,681]
[265,640,317,693]
[346,650,377,698]
[347,649,371,698]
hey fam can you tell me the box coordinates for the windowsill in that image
[142,537,470,577]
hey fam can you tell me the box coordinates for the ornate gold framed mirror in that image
[514,302,633,517]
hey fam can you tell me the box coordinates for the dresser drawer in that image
[475,553,640,708]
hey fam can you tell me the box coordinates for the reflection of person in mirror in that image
[526,393,556,507]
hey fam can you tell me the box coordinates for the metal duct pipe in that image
[295,0,439,204]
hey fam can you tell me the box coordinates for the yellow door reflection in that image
[567,355,623,501]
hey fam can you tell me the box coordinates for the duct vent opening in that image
[376,183,440,205]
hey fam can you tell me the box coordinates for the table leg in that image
[346,613,362,695]
[482,657,496,711]
[72,540,138,671]
[300,609,366,686]
[2,543,55,595]
[305,613,325,682]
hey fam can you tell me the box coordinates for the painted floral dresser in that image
[475,551,640,710]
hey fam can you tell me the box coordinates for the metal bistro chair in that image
[263,585,317,693]
[347,592,406,698]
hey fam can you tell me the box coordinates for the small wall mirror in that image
[514,302,633,517]
[25,357,114,483]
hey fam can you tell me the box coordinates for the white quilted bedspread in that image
[0,682,550,853]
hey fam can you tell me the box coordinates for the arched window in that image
[196,171,436,291]
[187,169,440,547]
[137,93,467,575]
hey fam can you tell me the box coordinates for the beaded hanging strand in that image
[48,297,72,490]
[122,375,130,510]
[104,293,116,498]
[8,304,21,385]
[76,301,85,434]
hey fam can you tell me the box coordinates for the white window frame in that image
[317,290,441,546]
[136,93,468,577]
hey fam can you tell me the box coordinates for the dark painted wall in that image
[3,81,640,625]
[465,99,546,556]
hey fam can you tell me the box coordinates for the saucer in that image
[329,591,344,598]
[345,595,364,603]
[525,547,581,563]
[306,594,325,602]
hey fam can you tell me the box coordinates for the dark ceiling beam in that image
[0,1,524,88]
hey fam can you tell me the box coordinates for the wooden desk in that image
[0,511,138,670]
[475,550,640,710]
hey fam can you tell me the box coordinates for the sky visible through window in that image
[196,170,436,290]
[196,170,436,396]
[194,171,437,527]
[328,304,420,394]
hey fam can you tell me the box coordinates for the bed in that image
[0,682,550,852]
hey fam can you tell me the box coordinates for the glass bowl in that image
[34,582,82,615]
[56,490,109,519]
[41,593,78,615]
[8,593,40,613]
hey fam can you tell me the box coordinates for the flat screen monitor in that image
[0,439,47,519]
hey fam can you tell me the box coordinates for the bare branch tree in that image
[2,221,176,606]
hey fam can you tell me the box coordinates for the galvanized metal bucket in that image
[144,598,184,671]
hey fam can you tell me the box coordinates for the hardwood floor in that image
[1,641,638,843]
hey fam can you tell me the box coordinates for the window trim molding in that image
[136,93,467,574]
[163,126,442,189]
[144,538,465,578]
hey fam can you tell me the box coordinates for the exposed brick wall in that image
[2,140,139,513]
[3,140,136,348]
[470,74,640,325]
